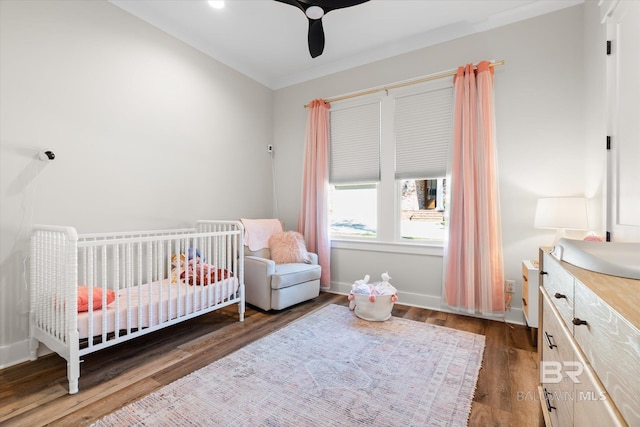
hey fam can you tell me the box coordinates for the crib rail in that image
[29,221,244,394]
[30,226,79,349]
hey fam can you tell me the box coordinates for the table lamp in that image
[534,197,589,245]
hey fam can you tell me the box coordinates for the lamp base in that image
[552,228,569,247]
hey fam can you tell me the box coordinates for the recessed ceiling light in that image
[208,1,225,9]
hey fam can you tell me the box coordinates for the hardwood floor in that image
[0,293,542,426]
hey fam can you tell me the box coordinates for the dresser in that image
[538,248,640,427]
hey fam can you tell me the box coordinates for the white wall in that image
[0,0,273,367]
[273,5,591,322]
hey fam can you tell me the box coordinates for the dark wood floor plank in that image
[473,345,511,411]
[508,322,538,352]
[484,318,508,348]
[469,401,514,427]
[508,347,543,427]
[390,303,410,318]
[0,382,68,423]
[402,306,433,322]
[444,312,488,335]
[50,377,164,427]
[0,292,540,426]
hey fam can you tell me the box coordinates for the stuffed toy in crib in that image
[171,251,232,286]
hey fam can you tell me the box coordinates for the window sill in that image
[330,238,444,256]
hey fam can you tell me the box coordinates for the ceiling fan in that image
[274,0,370,58]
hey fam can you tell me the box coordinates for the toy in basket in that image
[348,272,398,321]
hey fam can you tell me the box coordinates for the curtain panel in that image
[444,61,505,315]
[298,99,331,288]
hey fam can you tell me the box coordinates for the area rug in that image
[92,304,485,426]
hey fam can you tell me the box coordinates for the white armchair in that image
[241,219,321,311]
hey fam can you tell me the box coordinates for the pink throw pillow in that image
[269,231,310,264]
[77,286,116,312]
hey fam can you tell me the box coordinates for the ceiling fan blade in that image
[273,0,305,12]
[309,0,370,13]
[308,18,325,58]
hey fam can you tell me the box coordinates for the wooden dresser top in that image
[541,247,640,332]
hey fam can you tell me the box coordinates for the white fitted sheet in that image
[78,278,239,339]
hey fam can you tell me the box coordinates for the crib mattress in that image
[77,278,239,339]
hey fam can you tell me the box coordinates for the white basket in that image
[352,294,394,321]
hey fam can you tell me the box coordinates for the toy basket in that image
[352,292,395,321]
[348,273,397,322]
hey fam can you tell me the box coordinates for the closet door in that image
[605,0,640,241]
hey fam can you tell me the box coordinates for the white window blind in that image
[330,100,381,184]
[394,85,454,179]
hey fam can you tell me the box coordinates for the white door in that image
[606,0,640,241]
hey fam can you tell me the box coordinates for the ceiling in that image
[109,0,582,89]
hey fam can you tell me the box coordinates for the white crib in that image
[29,220,245,394]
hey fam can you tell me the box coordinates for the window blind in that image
[394,85,454,179]
[329,100,381,184]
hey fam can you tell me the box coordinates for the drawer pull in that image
[554,292,567,299]
[540,271,548,275]
[543,388,556,412]
[522,298,527,306]
[572,318,588,326]
[544,331,557,349]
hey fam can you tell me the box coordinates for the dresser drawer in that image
[541,252,574,330]
[573,347,626,427]
[574,278,640,425]
[541,290,574,372]
[540,384,572,427]
[540,290,574,427]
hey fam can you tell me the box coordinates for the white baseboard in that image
[329,281,525,326]
[0,339,31,370]
[0,339,52,370]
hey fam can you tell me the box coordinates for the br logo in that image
[540,361,584,383]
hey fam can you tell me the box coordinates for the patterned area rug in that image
[93,304,485,426]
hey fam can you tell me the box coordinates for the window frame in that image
[328,78,453,246]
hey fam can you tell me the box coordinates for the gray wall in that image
[273,4,602,322]
[0,0,273,367]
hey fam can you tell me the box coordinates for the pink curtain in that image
[444,61,504,315]
[298,99,331,288]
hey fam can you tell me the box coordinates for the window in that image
[399,178,446,241]
[328,97,381,238]
[329,78,453,243]
[329,184,377,237]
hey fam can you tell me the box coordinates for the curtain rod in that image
[304,60,505,108]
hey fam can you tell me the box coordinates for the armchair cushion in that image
[270,263,321,290]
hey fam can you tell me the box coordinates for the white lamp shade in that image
[535,197,589,230]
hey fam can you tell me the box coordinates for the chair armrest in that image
[245,256,276,275]
[308,252,318,265]
[244,256,276,311]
